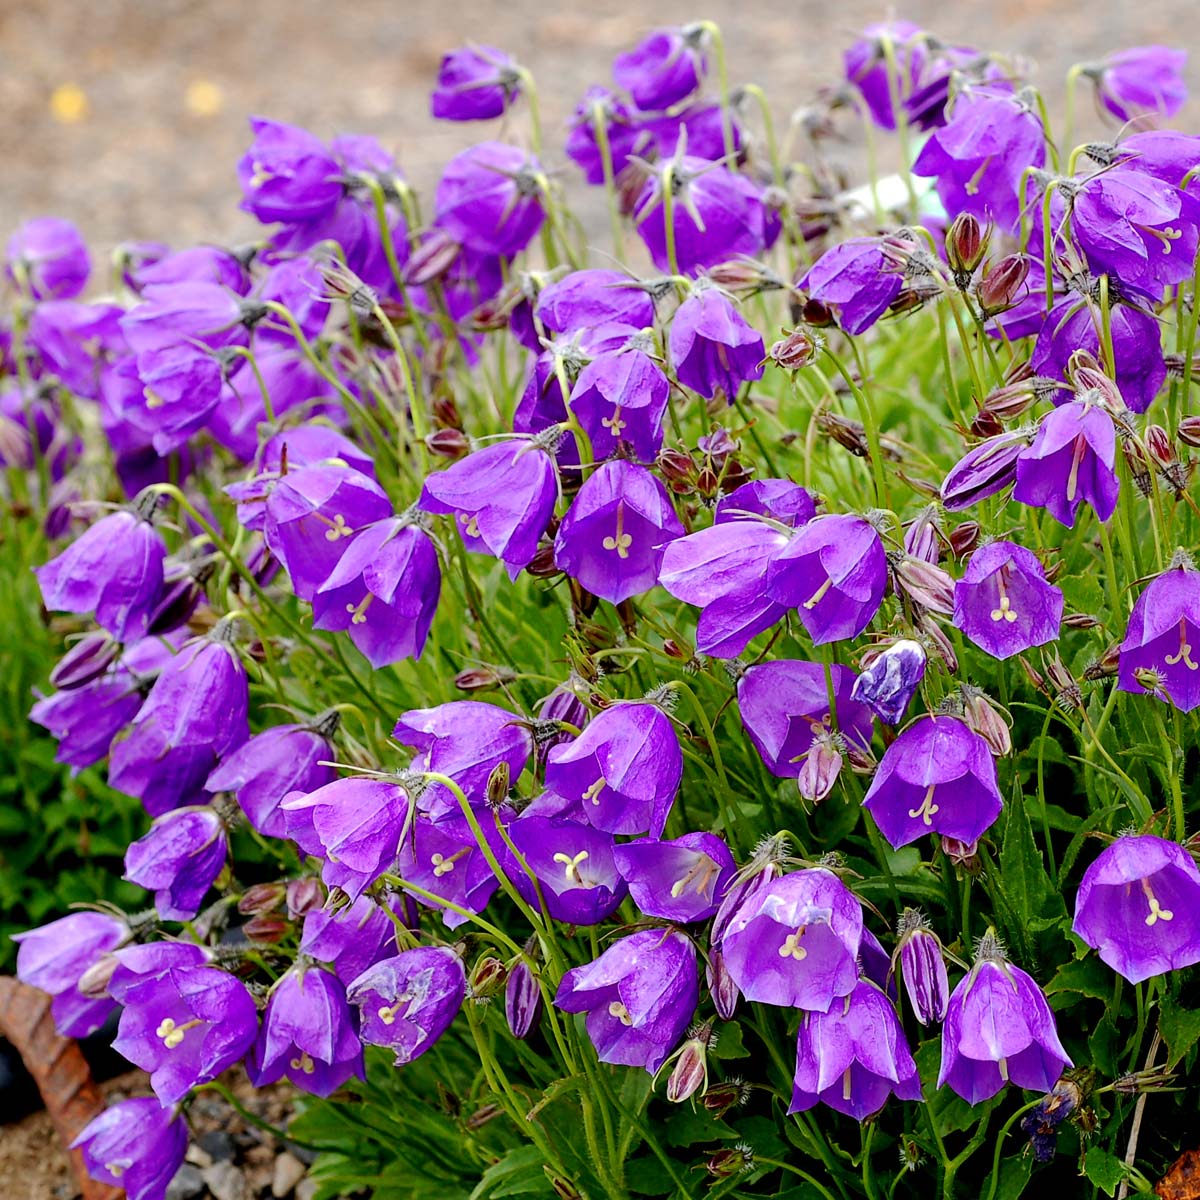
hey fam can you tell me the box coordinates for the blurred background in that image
[1,0,1196,254]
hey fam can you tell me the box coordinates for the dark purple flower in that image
[720,869,863,1011]
[36,505,166,642]
[1119,560,1200,711]
[852,639,927,725]
[642,102,742,165]
[26,299,123,400]
[250,964,364,1096]
[714,479,815,527]
[124,806,228,921]
[765,514,888,644]
[111,964,258,1104]
[612,832,735,922]
[396,814,500,928]
[613,28,707,111]
[300,894,398,985]
[565,87,646,184]
[238,117,344,224]
[435,142,545,257]
[30,667,145,770]
[940,429,1033,510]
[348,947,466,1064]
[953,540,1063,660]
[420,438,558,580]
[863,715,1003,850]
[130,341,226,453]
[737,659,874,778]
[505,951,543,1039]
[669,285,765,401]
[1073,834,1200,983]
[506,816,627,925]
[1111,130,1200,190]
[6,216,89,300]
[1013,400,1120,528]
[843,21,927,130]
[71,1097,188,1200]
[108,942,214,1007]
[938,932,1071,1104]
[536,269,655,336]
[555,929,698,1072]
[897,910,949,1025]
[798,237,904,335]
[431,45,520,121]
[253,256,331,347]
[1088,47,1187,123]
[790,978,922,1120]
[570,342,670,462]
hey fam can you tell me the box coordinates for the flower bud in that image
[941,836,981,873]
[505,951,543,1040]
[706,1146,754,1178]
[1067,352,1125,411]
[426,428,470,459]
[916,612,958,672]
[243,914,290,943]
[948,520,981,558]
[486,762,511,809]
[946,213,989,276]
[1178,415,1200,448]
[797,731,843,805]
[77,953,120,999]
[454,666,517,692]
[768,328,817,370]
[1083,642,1122,681]
[432,393,463,430]
[1044,652,1083,710]
[1144,424,1176,471]
[49,632,122,690]
[977,253,1030,313]
[970,408,1005,438]
[852,639,927,725]
[403,228,461,285]
[941,431,1031,510]
[664,1022,714,1103]
[801,296,835,326]
[903,506,942,565]
[657,447,695,486]
[896,910,949,1025]
[891,554,955,615]
[238,881,286,915]
[706,949,740,1021]
[960,685,1011,756]
[701,1079,752,1119]
[470,955,508,999]
[547,1175,583,1200]
[286,876,325,917]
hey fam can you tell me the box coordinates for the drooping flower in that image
[714,478,815,527]
[797,237,905,335]
[862,714,1003,849]
[1085,46,1188,124]
[120,281,258,356]
[852,640,927,725]
[612,832,736,923]
[1119,559,1200,711]
[347,947,466,1064]
[938,932,1072,1105]
[843,21,927,130]
[300,895,398,986]
[1072,834,1200,983]
[669,284,765,401]
[6,216,90,300]
[124,806,228,921]
[940,429,1033,510]
[555,929,698,1073]
[71,1097,188,1200]
[434,142,545,257]
[237,117,344,224]
[535,268,655,336]
[396,814,500,928]
[565,88,646,185]
[896,909,950,1025]
[431,45,520,121]
[569,340,671,462]
[953,540,1063,660]
[612,27,707,111]
[790,979,923,1120]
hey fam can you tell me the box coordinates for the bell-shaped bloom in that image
[669,285,765,401]
[1073,835,1200,983]
[112,964,258,1104]
[565,87,646,185]
[912,89,1047,230]
[953,540,1063,661]
[435,142,545,257]
[71,1097,188,1200]
[536,268,655,336]
[1119,561,1200,712]
[798,237,904,335]
[30,667,145,770]
[282,778,411,901]
[862,715,1002,849]
[613,28,706,111]
[131,244,250,294]
[27,298,124,400]
[396,814,500,928]
[1013,401,1119,528]
[421,438,558,580]
[124,806,227,921]
[431,45,519,121]
[843,21,927,130]
[938,936,1071,1104]
[206,721,337,839]
[612,832,735,923]
[120,281,255,356]
[765,514,887,644]
[108,943,213,1007]
[1111,130,1200,191]
[6,216,89,300]
[897,911,950,1025]
[128,341,226,453]
[250,964,364,1096]
[237,117,343,224]
[506,816,627,925]
[299,894,398,986]
[543,701,681,837]
[852,639,927,725]
[36,507,166,642]
[348,947,466,1064]
[790,979,923,1120]
[555,929,698,1073]
[570,344,670,462]
[737,659,874,778]
[720,869,863,1011]
[941,430,1032,511]
[715,479,815,527]
[553,461,683,604]
[1089,47,1187,124]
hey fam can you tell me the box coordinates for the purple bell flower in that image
[26,299,123,400]
[938,932,1072,1104]
[1119,559,1200,711]
[953,540,1063,660]
[253,256,331,347]
[897,910,950,1025]
[669,285,765,401]
[1087,46,1188,123]
[553,460,683,604]
[396,814,500,928]
[941,429,1033,510]
[130,341,226,453]
[720,868,863,1011]
[431,45,520,121]
[348,947,466,1064]
[1073,834,1200,983]
[862,714,1003,849]
[612,832,735,922]
[570,341,670,462]
[643,102,744,165]
[1013,400,1120,528]
[565,88,646,185]
[843,21,927,130]
[737,659,874,778]
[852,639,927,725]
[71,1097,188,1200]
[506,816,627,925]
[131,244,250,294]
[1110,130,1200,191]
[765,514,888,644]
[790,979,923,1120]
[30,666,145,770]
[111,964,258,1104]
[108,943,213,1006]
[35,504,167,642]
[798,237,904,335]
[536,269,655,336]
[124,806,228,921]
[613,27,707,111]
[543,700,682,838]
[435,142,545,257]
[420,438,558,580]
[120,281,256,356]
[506,951,544,1040]
[555,929,698,1073]
[237,117,344,224]
[715,479,815,528]
[300,895,398,986]
[6,217,90,300]
[250,964,364,1096]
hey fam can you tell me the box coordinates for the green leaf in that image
[1044,956,1113,1006]
[1089,1015,1121,1077]
[711,1021,749,1059]
[663,1105,735,1148]
[1000,793,1054,929]
[625,1156,676,1196]
[1159,994,1200,1068]
[1082,1146,1127,1196]
[469,1147,554,1200]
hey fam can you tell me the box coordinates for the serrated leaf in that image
[1082,1146,1127,1196]
[711,1021,749,1059]
[1045,956,1113,1006]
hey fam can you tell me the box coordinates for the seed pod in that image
[243,914,290,944]
[768,328,817,370]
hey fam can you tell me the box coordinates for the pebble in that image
[165,1164,206,1200]
[272,1151,307,1197]
[198,1129,237,1162]
[203,1160,250,1200]
[296,1179,319,1200]
[185,1144,213,1169]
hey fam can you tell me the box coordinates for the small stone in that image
[203,1161,250,1200]
[198,1129,237,1162]
[185,1144,213,1169]
[272,1152,307,1197]
[296,1180,319,1200]
[165,1164,206,1200]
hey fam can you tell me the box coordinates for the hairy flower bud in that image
[896,909,949,1025]
[663,1021,714,1103]
[286,877,325,917]
[977,253,1030,314]
[797,730,843,804]
[49,632,122,690]
[1178,415,1200,448]
[946,213,989,277]
[948,520,981,558]
[959,686,1012,756]
[243,914,290,943]
[470,955,508,999]
[891,554,955,615]
[426,428,470,459]
[454,666,517,692]
[706,949,740,1021]
[238,881,286,915]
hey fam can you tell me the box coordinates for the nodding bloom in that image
[938,932,1072,1105]
[565,87,646,185]
[555,929,698,1073]
[852,640,927,725]
[431,45,520,121]
[765,514,888,645]
[940,430,1032,511]
[612,832,736,923]
[736,659,874,778]
[797,237,904,336]
[569,340,671,463]
[714,479,816,528]
[434,142,545,257]
[953,540,1063,661]
[1013,400,1120,528]
[790,979,923,1120]
[1119,558,1200,712]
[6,216,90,300]
[896,909,950,1025]
[553,460,684,604]
[862,714,1003,849]
[237,117,344,224]
[396,814,500,928]
[250,964,364,1096]
[1072,834,1200,983]
[120,281,259,356]
[300,895,398,986]
[669,285,765,402]
[123,806,228,921]
[71,1097,188,1200]
[348,947,466,1065]
[535,268,656,336]
[719,869,863,1011]
[1084,46,1188,124]
[420,438,558,581]
[843,21,927,130]
[612,26,707,111]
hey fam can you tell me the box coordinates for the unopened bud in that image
[238,881,286,915]
[505,949,543,1040]
[970,408,1005,438]
[892,554,956,615]
[470,955,508,999]
[916,613,958,673]
[946,213,989,277]
[664,1022,714,1103]
[852,639,927,725]
[547,1176,583,1200]
[896,910,949,1025]
[77,954,119,999]
[707,260,780,292]
[768,328,817,370]
[454,666,516,692]
[465,1103,504,1130]
[1045,652,1083,710]
[486,762,511,809]
[701,1079,752,1119]
[797,731,843,805]
[657,446,695,485]
[286,877,324,917]
[706,1146,754,1179]
[1063,612,1100,631]
[403,228,461,285]
[49,632,122,690]
[432,393,463,429]
[941,836,981,872]
[1068,352,1125,410]
[243,914,290,943]
[1144,424,1176,470]
[960,685,1011,756]
[1178,415,1200,448]
[426,428,470,459]
[977,253,1030,313]
[706,949,740,1021]
[903,506,942,565]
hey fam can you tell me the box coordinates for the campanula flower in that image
[1119,558,1200,711]
[435,142,545,257]
[506,816,627,925]
[612,832,735,923]
[6,216,89,300]
[613,27,707,111]
[953,540,1063,660]
[71,1098,188,1200]
[124,806,228,921]
[669,284,765,401]
[852,640,927,725]
[237,117,344,224]
[843,21,927,130]
[430,45,520,121]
